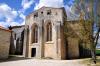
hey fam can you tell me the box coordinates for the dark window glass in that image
[47,10,51,15]
[34,12,38,18]
[32,25,38,43]
[41,11,43,14]
[46,22,52,41]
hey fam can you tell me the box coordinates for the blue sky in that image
[0,0,75,27]
[0,0,100,48]
[0,0,37,27]
[0,0,98,27]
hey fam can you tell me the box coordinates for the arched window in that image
[46,22,52,41]
[32,25,38,43]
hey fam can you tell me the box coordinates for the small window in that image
[47,10,51,15]
[41,11,43,14]
[34,12,38,18]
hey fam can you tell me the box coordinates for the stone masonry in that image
[0,27,11,59]
[23,7,92,60]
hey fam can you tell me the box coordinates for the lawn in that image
[96,49,100,56]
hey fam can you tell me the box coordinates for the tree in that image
[72,0,100,63]
[94,0,100,50]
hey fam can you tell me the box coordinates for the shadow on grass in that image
[0,55,30,63]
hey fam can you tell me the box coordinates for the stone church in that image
[23,7,92,59]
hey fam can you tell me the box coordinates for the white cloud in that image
[19,13,25,20]
[34,0,64,10]
[6,18,13,23]
[12,10,18,17]
[0,3,25,27]
[64,4,79,21]
[18,12,25,25]
[10,22,21,26]
[0,1,32,28]
[0,22,9,27]
[21,21,25,25]
[0,4,18,20]
[21,0,34,10]
[0,21,20,27]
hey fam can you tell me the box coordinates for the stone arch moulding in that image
[31,23,39,29]
[45,20,52,41]
[31,23,39,43]
[44,20,52,27]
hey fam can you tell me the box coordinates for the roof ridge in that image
[0,26,11,32]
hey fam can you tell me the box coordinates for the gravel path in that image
[0,59,87,66]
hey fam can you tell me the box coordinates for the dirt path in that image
[0,59,87,66]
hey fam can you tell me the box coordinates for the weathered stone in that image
[0,27,11,59]
[23,7,92,60]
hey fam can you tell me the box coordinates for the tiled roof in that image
[0,26,12,32]
[11,25,25,28]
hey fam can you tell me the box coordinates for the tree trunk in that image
[91,27,100,64]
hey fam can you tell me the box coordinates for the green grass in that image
[96,50,100,56]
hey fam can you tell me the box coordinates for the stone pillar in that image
[41,22,45,58]
[38,26,42,58]
[38,22,44,58]
[23,26,27,57]
[55,22,61,59]
[23,25,29,57]
[27,26,32,58]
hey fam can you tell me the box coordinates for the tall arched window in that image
[46,22,52,41]
[32,25,38,43]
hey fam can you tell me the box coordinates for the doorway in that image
[31,48,36,57]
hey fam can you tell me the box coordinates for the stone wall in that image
[24,7,67,59]
[0,29,11,59]
[64,20,92,59]
[24,7,92,60]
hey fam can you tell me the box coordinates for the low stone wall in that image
[0,30,11,59]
